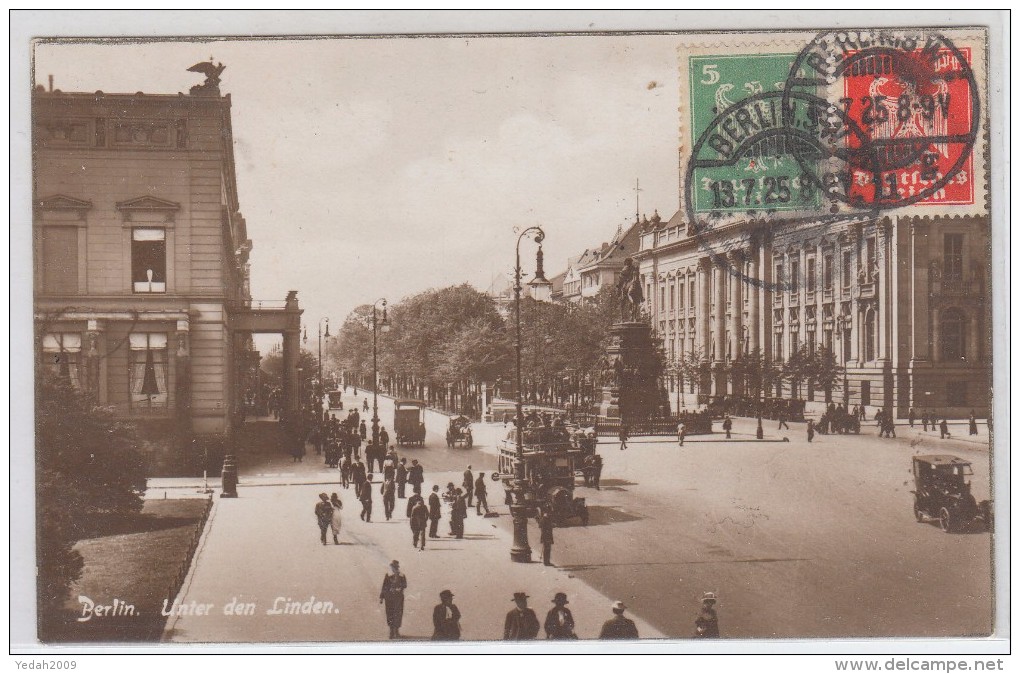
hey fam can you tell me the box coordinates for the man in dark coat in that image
[379,426,390,449]
[428,485,443,538]
[539,510,555,566]
[381,478,396,521]
[408,459,425,494]
[352,457,367,490]
[359,474,374,522]
[359,419,367,439]
[314,493,333,546]
[410,498,429,551]
[432,590,461,641]
[694,592,720,638]
[592,453,603,490]
[722,415,733,439]
[544,593,576,639]
[406,490,425,517]
[451,488,467,538]
[475,472,490,515]
[504,592,540,640]
[969,411,979,435]
[396,458,408,498]
[379,560,407,639]
[939,418,951,439]
[599,601,639,639]
[463,466,474,508]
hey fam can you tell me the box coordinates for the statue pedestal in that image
[598,322,665,424]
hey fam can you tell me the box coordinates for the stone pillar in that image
[930,308,941,363]
[749,250,760,355]
[910,220,930,363]
[729,251,743,359]
[713,259,727,395]
[175,319,191,430]
[698,258,712,358]
[877,220,890,362]
[282,328,301,417]
[84,319,103,406]
[967,309,980,363]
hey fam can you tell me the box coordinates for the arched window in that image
[864,308,877,362]
[941,308,967,361]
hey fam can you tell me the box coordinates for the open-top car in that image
[326,390,344,410]
[911,455,991,533]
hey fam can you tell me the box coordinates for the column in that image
[749,250,760,355]
[713,258,727,395]
[282,328,301,419]
[698,258,711,359]
[84,319,104,406]
[175,319,191,430]
[729,251,743,359]
[930,308,941,363]
[967,310,980,363]
[909,220,930,362]
[877,220,890,362]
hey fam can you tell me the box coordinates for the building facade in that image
[556,218,645,304]
[635,212,991,417]
[32,67,302,438]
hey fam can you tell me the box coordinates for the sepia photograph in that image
[12,10,1009,660]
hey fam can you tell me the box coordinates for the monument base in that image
[597,321,666,424]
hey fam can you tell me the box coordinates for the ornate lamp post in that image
[370,299,390,452]
[511,225,546,563]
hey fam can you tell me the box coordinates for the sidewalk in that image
[164,469,665,643]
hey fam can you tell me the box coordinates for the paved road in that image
[165,390,993,641]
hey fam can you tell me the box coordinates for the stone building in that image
[556,218,644,304]
[635,212,990,417]
[32,65,302,441]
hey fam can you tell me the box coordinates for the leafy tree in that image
[36,373,146,637]
[807,345,843,402]
[782,345,812,399]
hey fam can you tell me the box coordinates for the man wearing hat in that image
[314,493,333,546]
[463,465,474,509]
[599,600,639,640]
[503,592,540,640]
[544,593,577,639]
[428,485,443,538]
[432,590,461,641]
[379,560,407,639]
[539,509,555,566]
[694,592,720,638]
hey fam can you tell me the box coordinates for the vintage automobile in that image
[911,455,991,533]
[494,425,589,526]
[394,399,426,448]
[446,415,474,448]
[326,390,345,410]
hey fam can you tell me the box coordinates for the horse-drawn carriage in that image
[446,415,474,448]
[394,399,426,447]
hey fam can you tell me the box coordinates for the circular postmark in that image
[783,29,980,211]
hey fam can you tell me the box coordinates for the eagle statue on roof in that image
[187,59,225,95]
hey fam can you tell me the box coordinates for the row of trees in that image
[325,283,845,416]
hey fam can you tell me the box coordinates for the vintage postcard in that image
[12,11,1009,660]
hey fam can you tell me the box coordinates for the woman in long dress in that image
[329,493,343,544]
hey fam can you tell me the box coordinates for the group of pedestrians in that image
[373,560,721,641]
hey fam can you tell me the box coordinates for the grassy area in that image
[48,497,211,642]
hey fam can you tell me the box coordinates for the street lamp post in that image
[511,225,546,563]
[317,317,330,453]
[370,299,390,453]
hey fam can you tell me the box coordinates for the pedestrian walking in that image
[722,415,733,439]
[451,488,467,538]
[396,458,408,498]
[383,455,396,482]
[379,561,407,639]
[539,509,555,567]
[292,437,306,463]
[410,498,429,551]
[908,407,916,427]
[677,422,686,448]
[599,600,639,640]
[408,459,425,494]
[694,592,720,638]
[314,493,332,546]
[475,472,490,515]
[592,453,603,490]
[352,457,367,490]
[922,411,930,432]
[858,405,867,421]
[428,485,442,538]
[432,590,461,640]
[359,474,374,522]
[340,454,351,489]
[544,593,577,640]
[328,493,343,544]
[363,398,369,413]
[406,490,425,517]
[807,419,815,443]
[969,411,979,436]
[777,413,789,431]
[619,424,629,451]
[939,418,951,439]
[504,592,540,640]
[463,465,474,508]
[381,477,396,521]
[379,426,389,448]
[359,419,367,440]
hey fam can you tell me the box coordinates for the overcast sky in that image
[34,35,681,348]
